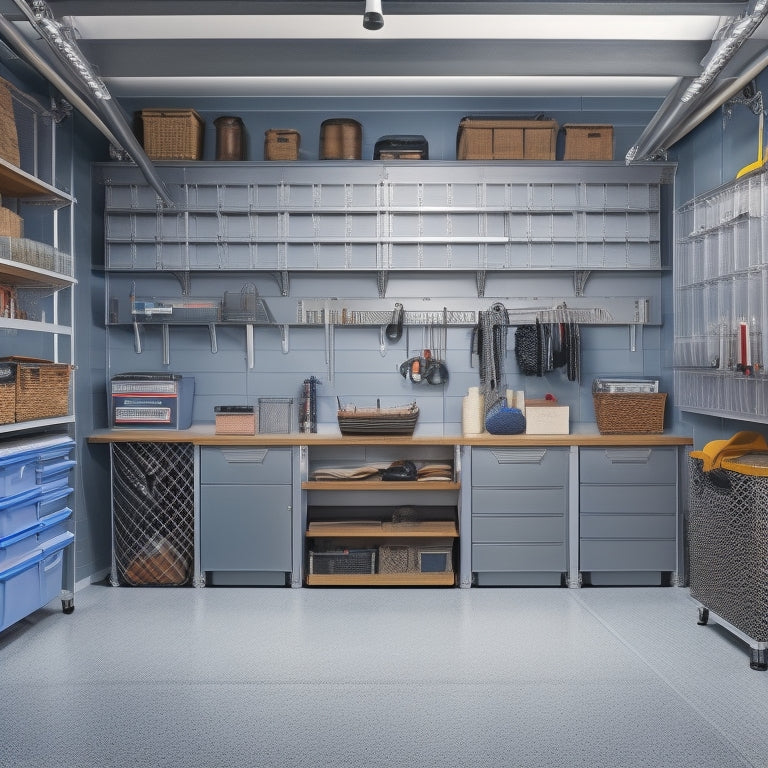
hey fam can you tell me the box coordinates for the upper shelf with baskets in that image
[97,161,673,295]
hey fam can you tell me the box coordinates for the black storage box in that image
[373,135,428,160]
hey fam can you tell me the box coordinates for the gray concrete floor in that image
[1,585,766,768]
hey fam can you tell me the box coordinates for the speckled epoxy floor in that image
[1,585,766,768]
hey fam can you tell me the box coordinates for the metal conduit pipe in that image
[3,1,173,206]
[0,12,120,146]
[627,0,768,163]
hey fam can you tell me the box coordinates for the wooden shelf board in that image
[0,160,71,201]
[302,480,459,491]
[306,521,458,538]
[305,571,455,586]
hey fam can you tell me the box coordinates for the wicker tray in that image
[337,402,419,435]
[0,356,72,423]
[593,392,667,434]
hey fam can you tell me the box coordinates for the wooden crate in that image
[137,109,204,160]
[563,124,614,161]
[457,117,558,160]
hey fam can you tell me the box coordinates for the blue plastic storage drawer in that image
[0,506,72,567]
[0,485,73,539]
[0,531,73,632]
[0,435,75,497]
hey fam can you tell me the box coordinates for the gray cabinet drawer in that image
[200,485,291,571]
[579,447,676,485]
[472,447,568,487]
[580,539,675,571]
[472,542,566,572]
[472,488,566,517]
[201,446,292,485]
[580,513,676,539]
[580,484,676,515]
[473,513,565,544]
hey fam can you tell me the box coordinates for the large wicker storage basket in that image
[563,124,614,161]
[593,392,667,435]
[0,206,22,238]
[320,118,362,159]
[0,356,72,423]
[457,117,558,160]
[0,77,20,168]
[137,109,204,160]
[264,129,300,160]
[0,361,15,425]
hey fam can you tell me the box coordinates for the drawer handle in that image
[221,448,269,464]
[490,448,548,465]
[603,449,652,465]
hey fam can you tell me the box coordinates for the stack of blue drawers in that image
[0,435,75,632]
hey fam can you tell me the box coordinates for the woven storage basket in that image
[0,361,15,425]
[563,124,614,161]
[0,206,22,238]
[214,407,257,435]
[264,129,300,160]
[320,118,362,160]
[1,356,72,423]
[593,392,667,435]
[137,109,204,160]
[457,117,558,160]
[0,78,20,168]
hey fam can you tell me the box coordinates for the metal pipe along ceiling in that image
[627,0,768,163]
[1,1,173,206]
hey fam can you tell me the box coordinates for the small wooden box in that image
[214,406,257,435]
[457,117,558,160]
[264,129,300,161]
[137,109,204,160]
[563,124,614,161]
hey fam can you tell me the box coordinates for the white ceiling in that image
[4,0,764,100]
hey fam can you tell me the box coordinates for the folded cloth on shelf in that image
[382,459,418,481]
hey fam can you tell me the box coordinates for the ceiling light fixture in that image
[363,0,384,31]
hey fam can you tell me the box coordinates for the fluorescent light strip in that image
[104,75,678,98]
[67,14,722,41]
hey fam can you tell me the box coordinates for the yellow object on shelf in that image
[689,430,768,473]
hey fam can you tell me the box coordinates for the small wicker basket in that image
[137,109,204,160]
[0,361,15,425]
[563,124,614,161]
[0,206,22,238]
[593,392,667,434]
[320,118,362,159]
[264,129,300,160]
[0,356,72,423]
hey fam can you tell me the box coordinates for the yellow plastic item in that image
[736,107,766,179]
[690,430,768,472]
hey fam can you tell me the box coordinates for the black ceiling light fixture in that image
[363,0,384,31]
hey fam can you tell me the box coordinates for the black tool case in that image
[373,135,428,160]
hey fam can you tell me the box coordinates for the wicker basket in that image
[593,392,667,434]
[563,124,614,161]
[0,361,15,425]
[0,77,20,168]
[264,129,300,160]
[214,406,257,435]
[0,356,72,423]
[0,206,22,238]
[309,549,377,575]
[457,117,558,160]
[320,118,362,160]
[137,109,204,160]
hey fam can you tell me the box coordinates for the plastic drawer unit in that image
[0,435,76,498]
[579,447,677,586]
[688,432,768,670]
[471,447,568,586]
[199,446,292,586]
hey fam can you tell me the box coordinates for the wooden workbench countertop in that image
[88,425,692,447]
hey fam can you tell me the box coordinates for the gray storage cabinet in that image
[200,446,292,586]
[579,447,677,585]
[471,447,568,586]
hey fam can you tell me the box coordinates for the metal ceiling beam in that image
[42,1,748,15]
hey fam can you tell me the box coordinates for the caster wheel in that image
[749,648,767,671]
[697,607,709,625]
[61,599,74,615]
